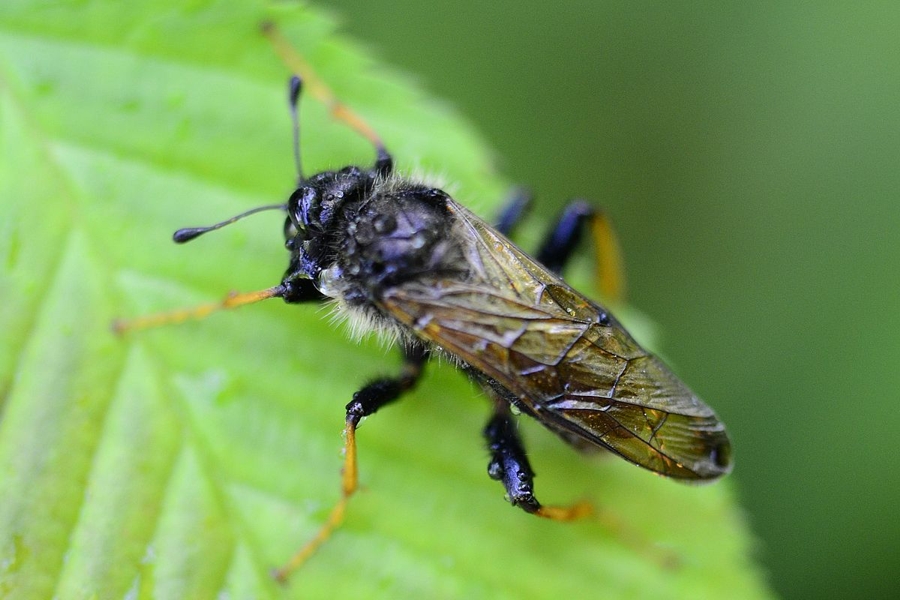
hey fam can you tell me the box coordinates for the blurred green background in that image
[324,1,899,598]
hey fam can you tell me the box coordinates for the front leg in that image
[280,275,325,304]
[273,342,428,582]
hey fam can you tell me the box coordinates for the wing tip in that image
[672,434,734,482]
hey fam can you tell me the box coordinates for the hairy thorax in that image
[315,177,469,341]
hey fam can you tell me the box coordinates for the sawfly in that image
[115,24,732,582]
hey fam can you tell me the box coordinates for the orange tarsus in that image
[111,285,283,335]
[534,500,594,521]
[590,211,626,304]
[260,20,386,152]
[272,419,361,584]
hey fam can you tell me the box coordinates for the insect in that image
[116,26,731,583]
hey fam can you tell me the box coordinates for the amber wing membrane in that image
[380,201,731,480]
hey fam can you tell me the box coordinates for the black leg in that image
[484,408,541,514]
[273,342,428,582]
[481,385,591,521]
[374,146,393,177]
[494,187,533,236]
[345,342,427,427]
[536,200,594,275]
[280,275,326,304]
[536,200,625,303]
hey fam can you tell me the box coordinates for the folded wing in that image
[379,203,731,480]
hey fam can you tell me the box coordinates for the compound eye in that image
[288,186,318,232]
[283,216,300,244]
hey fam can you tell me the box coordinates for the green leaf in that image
[0,2,770,598]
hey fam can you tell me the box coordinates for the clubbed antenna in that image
[172,203,287,243]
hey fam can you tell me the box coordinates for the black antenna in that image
[289,75,303,182]
[173,203,287,243]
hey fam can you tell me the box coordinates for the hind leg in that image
[536,200,625,303]
[481,385,591,521]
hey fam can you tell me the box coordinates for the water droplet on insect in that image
[317,267,342,296]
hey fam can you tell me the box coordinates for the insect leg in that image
[111,285,286,334]
[280,270,326,304]
[113,261,330,333]
[493,187,533,236]
[483,399,591,521]
[536,200,625,304]
[281,279,327,303]
[261,21,392,175]
[272,342,428,582]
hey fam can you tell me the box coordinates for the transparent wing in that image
[379,202,731,480]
